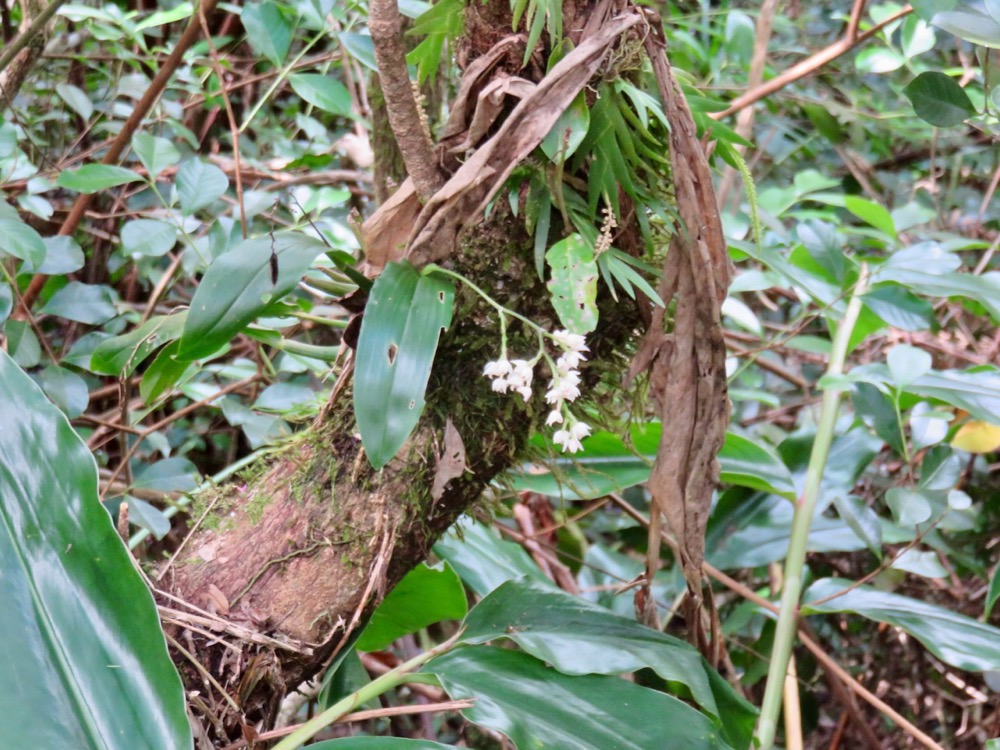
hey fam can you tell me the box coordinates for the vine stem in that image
[753,264,869,750]
[271,631,464,750]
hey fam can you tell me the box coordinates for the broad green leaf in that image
[289,74,353,116]
[851,382,905,455]
[356,562,467,651]
[804,578,1000,672]
[844,196,896,237]
[546,233,598,334]
[134,2,192,31]
[0,282,11,324]
[909,369,1000,424]
[0,218,46,267]
[354,262,455,469]
[311,741,457,749]
[429,647,736,750]
[38,236,85,275]
[57,164,143,193]
[541,90,590,160]
[121,219,178,258]
[862,286,933,331]
[832,494,882,556]
[903,71,978,126]
[253,382,319,412]
[131,133,181,178]
[126,497,171,539]
[140,341,192,403]
[41,282,118,325]
[177,233,327,361]
[176,159,228,215]
[433,517,552,596]
[891,548,948,578]
[38,365,89,418]
[986,565,1000,619]
[242,0,293,65]
[5,320,41,367]
[460,578,756,746]
[0,351,190,749]
[55,82,93,120]
[133,457,200,493]
[508,425,795,501]
[91,313,187,375]
[885,487,933,525]
[930,2,1000,47]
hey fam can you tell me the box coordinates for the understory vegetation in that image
[0,0,999,748]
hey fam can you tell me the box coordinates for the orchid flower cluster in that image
[483,329,592,453]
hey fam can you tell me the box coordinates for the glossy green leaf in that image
[0,282,12,325]
[91,312,187,375]
[41,282,118,324]
[804,578,1000,672]
[433,517,553,596]
[354,262,454,469]
[929,3,1000,47]
[903,71,978,126]
[541,90,590,160]
[844,196,896,237]
[909,369,1000,424]
[56,164,143,193]
[121,219,178,258]
[242,0,293,65]
[429,647,736,750]
[38,236,85,275]
[56,82,93,119]
[460,578,755,745]
[507,425,795,501]
[133,457,200,493]
[862,286,933,331]
[357,562,467,651]
[546,233,598,334]
[986,565,1000,619]
[289,74,353,116]
[832,494,882,556]
[126,497,171,539]
[140,341,192,403]
[0,218,46,267]
[177,233,327,361]
[5,320,41,367]
[38,365,89,418]
[0,351,190,749]
[131,133,181,178]
[176,159,229,215]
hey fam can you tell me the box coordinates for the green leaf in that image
[131,133,181,179]
[832,494,882,556]
[133,457,200,493]
[126,497,171,539]
[507,425,795,501]
[0,351,190,749]
[56,164,143,193]
[433,517,553,596]
[38,365,89,418]
[91,313,187,375]
[41,282,118,325]
[862,286,934,331]
[459,578,756,746]
[541,90,590,160]
[0,282,12,324]
[903,71,978,127]
[356,562,467,651]
[0,218,46,267]
[546,233,598,334]
[55,82,93,119]
[121,219,178,258]
[5,320,41,367]
[177,232,327,361]
[140,341,192,402]
[354,262,455,469]
[289,74,353,116]
[242,0,293,65]
[38,236,85,275]
[429,647,736,750]
[844,196,896,237]
[804,578,1000,672]
[929,3,1000,47]
[986,565,1000,619]
[908,369,1000,424]
[176,159,229,215]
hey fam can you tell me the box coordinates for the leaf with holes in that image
[546,233,598,334]
[354,262,454,469]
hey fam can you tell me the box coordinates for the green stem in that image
[753,265,869,750]
[271,631,463,750]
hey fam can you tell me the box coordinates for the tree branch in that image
[368,0,444,201]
